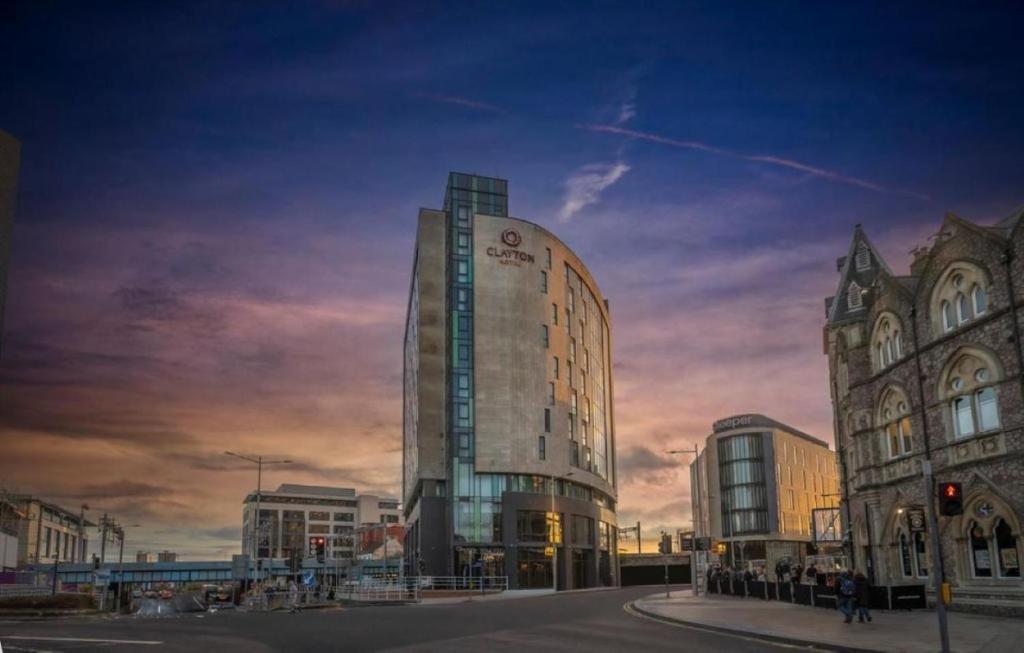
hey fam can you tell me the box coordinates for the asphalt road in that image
[0,585,796,652]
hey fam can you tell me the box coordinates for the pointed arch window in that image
[995,519,1021,578]
[970,522,993,578]
[942,301,955,332]
[878,388,912,458]
[899,531,913,577]
[933,264,991,334]
[914,531,928,577]
[972,284,988,316]
[956,293,972,325]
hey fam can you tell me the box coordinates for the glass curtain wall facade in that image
[444,174,508,560]
[718,433,769,536]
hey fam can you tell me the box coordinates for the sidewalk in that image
[417,586,617,606]
[631,590,1024,653]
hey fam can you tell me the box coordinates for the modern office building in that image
[402,173,619,589]
[0,130,20,358]
[690,414,839,570]
[241,484,401,562]
[825,212,1024,615]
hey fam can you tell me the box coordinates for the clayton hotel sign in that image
[486,228,534,267]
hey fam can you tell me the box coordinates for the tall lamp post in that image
[225,452,291,586]
[667,445,700,597]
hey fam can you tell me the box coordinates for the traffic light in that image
[309,537,326,563]
[938,482,964,516]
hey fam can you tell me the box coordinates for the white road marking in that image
[1,636,162,645]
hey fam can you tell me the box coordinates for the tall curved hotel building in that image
[403,173,619,589]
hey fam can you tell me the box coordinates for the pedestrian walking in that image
[854,571,872,623]
[837,571,856,623]
[288,580,299,614]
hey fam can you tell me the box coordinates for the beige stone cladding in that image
[825,211,1024,615]
[402,209,447,506]
[473,213,616,500]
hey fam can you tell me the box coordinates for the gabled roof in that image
[827,225,892,325]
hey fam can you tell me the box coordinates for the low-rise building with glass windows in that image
[241,484,401,562]
[402,173,618,589]
[690,414,839,571]
[825,212,1024,615]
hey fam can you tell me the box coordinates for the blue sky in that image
[1,1,1022,555]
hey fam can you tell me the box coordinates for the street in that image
[0,585,794,652]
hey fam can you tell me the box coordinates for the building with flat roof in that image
[241,484,401,562]
[0,495,92,567]
[402,173,619,589]
[0,130,20,358]
[690,414,839,571]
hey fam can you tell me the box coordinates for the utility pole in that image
[77,504,89,563]
[922,462,950,653]
[636,521,641,554]
[99,513,109,564]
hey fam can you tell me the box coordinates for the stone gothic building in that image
[824,210,1024,616]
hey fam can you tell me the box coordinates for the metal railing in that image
[243,590,329,611]
[415,576,509,592]
[0,584,52,598]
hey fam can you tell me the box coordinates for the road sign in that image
[232,554,250,579]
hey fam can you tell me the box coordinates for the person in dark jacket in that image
[853,571,872,623]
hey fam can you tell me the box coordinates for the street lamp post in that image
[667,445,700,597]
[225,452,291,588]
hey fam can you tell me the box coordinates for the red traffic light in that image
[938,482,964,516]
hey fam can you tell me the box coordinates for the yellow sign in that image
[941,582,952,606]
[544,546,555,557]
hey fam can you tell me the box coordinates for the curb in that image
[626,600,884,653]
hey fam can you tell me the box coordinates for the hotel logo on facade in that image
[486,228,534,266]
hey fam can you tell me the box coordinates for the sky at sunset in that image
[1,2,1022,557]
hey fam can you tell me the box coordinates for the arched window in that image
[899,531,913,577]
[995,519,1021,578]
[871,313,905,371]
[931,263,992,335]
[878,387,912,458]
[970,521,993,578]
[913,532,928,577]
[972,284,988,316]
[956,293,971,324]
[940,349,1003,440]
[961,497,1022,582]
[942,301,955,332]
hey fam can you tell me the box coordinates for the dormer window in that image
[855,243,871,271]
[847,282,863,309]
